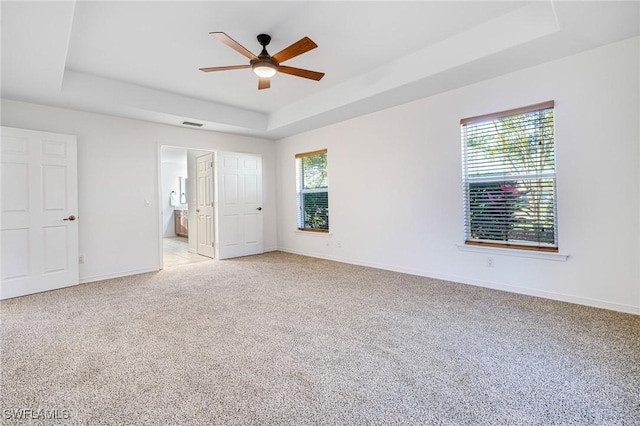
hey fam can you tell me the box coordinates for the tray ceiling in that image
[2,1,639,139]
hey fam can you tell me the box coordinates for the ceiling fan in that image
[199,32,325,90]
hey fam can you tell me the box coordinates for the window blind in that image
[461,101,557,251]
[296,149,329,232]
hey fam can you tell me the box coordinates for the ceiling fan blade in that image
[210,32,257,60]
[278,66,325,81]
[258,78,271,90]
[272,37,318,64]
[199,65,251,72]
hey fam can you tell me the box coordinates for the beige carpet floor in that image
[1,251,639,425]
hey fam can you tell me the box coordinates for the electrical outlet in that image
[486,256,493,267]
[337,241,342,248]
[79,254,85,264]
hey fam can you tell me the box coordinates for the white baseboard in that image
[277,247,640,315]
[79,267,159,284]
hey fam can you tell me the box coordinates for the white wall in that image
[160,147,187,238]
[0,100,277,282]
[276,37,640,314]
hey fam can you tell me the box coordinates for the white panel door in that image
[1,127,78,300]
[215,152,263,260]
[196,153,214,258]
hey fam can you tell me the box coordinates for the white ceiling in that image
[2,1,639,140]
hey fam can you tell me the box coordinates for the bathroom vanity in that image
[174,209,188,238]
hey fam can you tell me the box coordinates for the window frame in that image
[295,149,329,233]
[461,101,558,253]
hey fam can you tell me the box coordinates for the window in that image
[296,149,329,232]
[461,101,557,252]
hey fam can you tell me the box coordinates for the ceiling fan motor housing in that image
[254,34,277,64]
[252,34,279,77]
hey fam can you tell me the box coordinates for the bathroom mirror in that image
[179,176,187,204]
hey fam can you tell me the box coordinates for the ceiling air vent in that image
[181,121,203,127]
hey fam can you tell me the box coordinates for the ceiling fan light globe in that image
[252,62,277,78]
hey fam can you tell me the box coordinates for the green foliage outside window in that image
[302,192,329,230]
[298,152,329,231]
[465,106,556,246]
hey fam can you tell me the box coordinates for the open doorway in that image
[160,146,213,268]
[159,147,265,267]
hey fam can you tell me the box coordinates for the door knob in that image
[256,207,262,211]
[64,215,77,221]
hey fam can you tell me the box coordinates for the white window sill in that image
[294,230,333,238]
[456,243,569,262]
